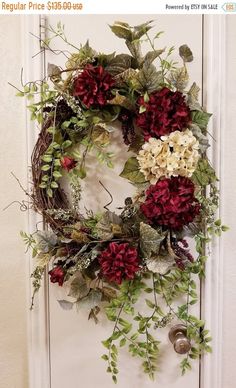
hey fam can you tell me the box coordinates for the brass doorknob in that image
[168,324,191,354]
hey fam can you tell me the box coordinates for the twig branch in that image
[99,181,113,211]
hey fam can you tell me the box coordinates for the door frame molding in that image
[23,15,51,388]
[200,14,226,388]
[23,14,226,388]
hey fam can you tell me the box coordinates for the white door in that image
[33,14,204,388]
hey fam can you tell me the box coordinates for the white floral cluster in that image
[137,129,199,184]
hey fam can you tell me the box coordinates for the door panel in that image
[45,15,203,388]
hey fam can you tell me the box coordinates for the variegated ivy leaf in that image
[169,66,189,92]
[101,286,117,302]
[58,300,74,310]
[182,222,201,238]
[91,126,110,146]
[187,82,202,111]
[133,20,154,40]
[47,63,61,78]
[120,157,146,184]
[109,22,133,41]
[36,253,51,268]
[107,92,135,110]
[65,41,96,68]
[179,44,193,63]
[88,306,100,324]
[35,230,58,253]
[190,123,209,153]
[95,211,122,240]
[114,68,139,87]
[126,40,142,63]
[140,222,166,258]
[142,48,165,66]
[68,274,89,299]
[146,252,174,275]
[76,289,102,310]
[106,54,132,76]
[136,62,163,93]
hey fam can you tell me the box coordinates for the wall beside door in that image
[0,16,29,388]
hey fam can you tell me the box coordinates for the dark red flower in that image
[118,108,136,145]
[140,176,200,230]
[73,64,115,108]
[98,242,140,285]
[60,156,77,172]
[136,87,191,140]
[48,266,65,286]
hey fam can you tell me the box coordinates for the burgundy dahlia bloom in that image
[48,266,65,286]
[60,156,77,172]
[73,64,115,108]
[140,176,200,230]
[136,87,191,140]
[98,242,140,285]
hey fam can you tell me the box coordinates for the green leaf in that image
[145,299,155,309]
[179,44,193,62]
[102,339,111,349]
[42,154,53,163]
[191,110,212,130]
[46,188,53,197]
[119,338,126,347]
[42,175,49,182]
[143,92,149,103]
[192,159,217,186]
[120,157,146,184]
[214,219,221,226]
[53,171,63,179]
[39,182,47,189]
[62,140,72,149]
[50,181,59,189]
[101,354,109,361]
[16,91,24,97]
[111,331,121,340]
[41,164,51,172]
[77,167,86,179]
[122,323,132,334]
[139,105,146,114]
[221,225,229,232]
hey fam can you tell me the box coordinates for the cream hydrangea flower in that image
[137,129,199,184]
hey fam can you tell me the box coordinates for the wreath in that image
[17,20,228,382]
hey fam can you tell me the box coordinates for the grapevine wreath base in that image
[17,20,228,382]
